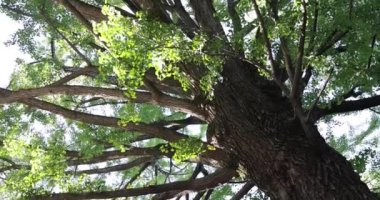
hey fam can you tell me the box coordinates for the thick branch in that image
[173,0,199,33]
[3,95,186,142]
[189,0,225,37]
[53,0,94,33]
[35,168,236,200]
[0,86,206,120]
[314,95,380,121]
[55,0,106,22]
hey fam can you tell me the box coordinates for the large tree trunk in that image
[211,59,377,200]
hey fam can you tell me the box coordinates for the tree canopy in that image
[0,0,379,199]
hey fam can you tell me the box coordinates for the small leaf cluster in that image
[160,137,205,162]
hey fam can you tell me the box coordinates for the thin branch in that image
[40,11,92,66]
[367,34,377,69]
[66,146,168,166]
[50,66,96,86]
[292,0,307,100]
[306,69,333,121]
[152,163,205,200]
[124,162,151,187]
[34,168,236,200]
[69,157,153,175]
[230,181,255,200]
[227,0,243,50]
[251,0,279,81]
[369,108,380,115]
[306,0,319,54]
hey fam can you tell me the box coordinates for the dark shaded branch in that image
[314,95,380,121]
[315,30,349,56]
[172,0,199,35]
[367,34,377,69]
[230,181,255,200]
[122,0,140,13]
[34,168,236,200]
[69,157,153,174]
[124,161,151,187]
[227,0,243,50]
[306,69,333,121]
[189,0,225,37]
[152,163,206,200]
[152,116,205,130]
[342,86,362,100]
[197,189,214,200]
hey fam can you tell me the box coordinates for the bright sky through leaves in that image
[0,13,23,87]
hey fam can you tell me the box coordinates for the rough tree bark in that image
[211,59,378,199]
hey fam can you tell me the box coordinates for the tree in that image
[0,0,379,199]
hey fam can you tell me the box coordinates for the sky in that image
[0,13,23,88]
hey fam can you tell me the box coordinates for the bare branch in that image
[124,161,151,187]
[0,86,207,120]
[66,146,168,166]
[69,157,153,175]
[0,92,187,141]
[34,168,236,200]
[292,0,307,100]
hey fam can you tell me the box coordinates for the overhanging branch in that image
[34,168,236,200]
[313,94,380,121]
